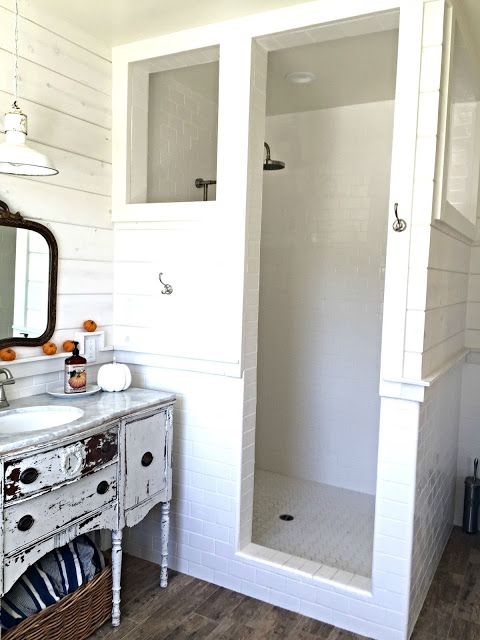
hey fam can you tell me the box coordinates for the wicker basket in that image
[4,564,112,640]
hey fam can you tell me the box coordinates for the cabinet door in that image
[124,409,167,510]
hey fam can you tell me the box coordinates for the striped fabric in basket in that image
[1,535,105,631]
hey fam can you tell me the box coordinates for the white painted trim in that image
[112,201,217,223]
[432,2,480,241]
[466,349,480,365]
[379,1,424,381]
[432,207,477,243]
[114,348,241,378]
[3,348,113,380]
[112,0,400,223]
[380,347,468,401]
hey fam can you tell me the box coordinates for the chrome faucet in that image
[0,368,15,409]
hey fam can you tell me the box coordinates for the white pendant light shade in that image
[0,0,59,177]
[0,106,58,176]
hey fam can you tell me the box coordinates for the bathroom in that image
[0,1,480,639]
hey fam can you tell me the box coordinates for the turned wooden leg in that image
[111,529,123,626]
[160,501,170,588]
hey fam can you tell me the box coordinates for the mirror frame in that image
[0,199,58,349]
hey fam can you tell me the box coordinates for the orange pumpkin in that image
[42,342,57,356]
[63,340,75,352]
[0,348,16,361]
[83,320,97,332]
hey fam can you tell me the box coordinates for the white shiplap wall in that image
[0,0,113,388]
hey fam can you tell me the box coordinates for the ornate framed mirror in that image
[0,200,58,349]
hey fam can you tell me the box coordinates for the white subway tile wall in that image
[256,102,393,494]
[446,102,480,223]
[147,67,219,203]
[119,360,412,640]
[408,363,462,635]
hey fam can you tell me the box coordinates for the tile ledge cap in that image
[381,348,468,393]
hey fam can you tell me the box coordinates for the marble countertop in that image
[0,388,175,456]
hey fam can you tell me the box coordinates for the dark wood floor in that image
[91,527,480,640]
[412,527,480,639]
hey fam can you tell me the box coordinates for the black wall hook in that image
[393,203,407,232]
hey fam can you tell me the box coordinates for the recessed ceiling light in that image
[285,71,316,84]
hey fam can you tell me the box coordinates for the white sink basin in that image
[0,406,84,434]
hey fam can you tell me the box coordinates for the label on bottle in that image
[64,365,87,393]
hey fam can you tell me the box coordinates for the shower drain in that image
[279,514,294,521]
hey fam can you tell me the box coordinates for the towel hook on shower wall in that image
[392,203,407,232]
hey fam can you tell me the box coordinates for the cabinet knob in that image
[141,451,154,467]
[20,467,39,485]
[96,480,110,495]
[18,515,34,532]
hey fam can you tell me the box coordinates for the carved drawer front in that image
[3,463,118,555]
[125,409,167,511]
[4,428,118,502]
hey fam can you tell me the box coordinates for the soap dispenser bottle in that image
[64,341,87,394]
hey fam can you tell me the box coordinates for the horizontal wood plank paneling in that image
[419,223,471,377]
[0,179,111,228]
[0,90,111,162]
[113,225,240,363]
[0,3,113,371]
[0,49,111,128]
[0,6,111,93]
[27,144,111,195]
[56,293,113,329]
[0,0,111,60]
[58,260,113,295]
[49,223,113,262]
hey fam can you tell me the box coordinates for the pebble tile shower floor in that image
[252,469,375,577]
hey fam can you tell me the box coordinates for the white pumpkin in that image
[97,362,132,392]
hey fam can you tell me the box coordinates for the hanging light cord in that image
[12,0,19,108]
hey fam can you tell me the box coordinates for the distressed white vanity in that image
[0,387,175,630]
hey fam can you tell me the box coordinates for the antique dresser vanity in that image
[0,388,175,629]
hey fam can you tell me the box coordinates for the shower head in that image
[264,159,286,171]
[263,142,285,171]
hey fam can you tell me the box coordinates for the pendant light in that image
[0,0,58,176]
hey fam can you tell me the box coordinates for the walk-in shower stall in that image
[248,15,399,579]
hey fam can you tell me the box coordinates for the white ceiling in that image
[39,0,316,47]
[266,29,398,115]
[38,0,480,52]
